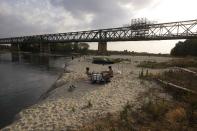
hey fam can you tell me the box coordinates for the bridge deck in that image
[0,19,197,44]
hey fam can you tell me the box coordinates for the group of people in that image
[86,66,113,84]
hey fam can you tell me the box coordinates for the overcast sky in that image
[0,0,197,53]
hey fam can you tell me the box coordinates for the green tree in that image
[171,39,197,56]
[73,42,79,52]
[64,43,73,52]
[78,43,89,53]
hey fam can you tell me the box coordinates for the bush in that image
[165,107,187,124]
[171,39,197,56]
[142,100,169,120]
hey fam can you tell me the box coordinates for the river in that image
[0,51,70,128]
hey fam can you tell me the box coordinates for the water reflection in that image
[10,52,50,67]
[0,51,69,128]
[11,52,20,62]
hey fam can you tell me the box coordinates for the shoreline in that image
[2,55,174,130]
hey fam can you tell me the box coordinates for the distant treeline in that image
[51,42,89,54]
[171,39,197,56]
[0,45,10,50]
[20,42,89,54]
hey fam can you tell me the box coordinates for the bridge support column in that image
[11,43,20,52]
[40,43,51,53]
[98,42,107,55]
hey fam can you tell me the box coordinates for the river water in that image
[0,51,69,128]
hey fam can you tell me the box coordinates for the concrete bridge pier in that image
[40,43,51,53]
[98,41,107,55]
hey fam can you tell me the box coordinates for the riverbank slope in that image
[2,55,173,130]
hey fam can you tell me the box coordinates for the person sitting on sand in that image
[86,67,91,77]
[85,66,113,83]
[101,66,113,80]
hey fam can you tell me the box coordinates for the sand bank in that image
[2,55,173,131]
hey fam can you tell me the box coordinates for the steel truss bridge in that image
[0,19,197,44]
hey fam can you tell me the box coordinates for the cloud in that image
[0,0,158,38]
[49,0,157,28]
[0,1,50,37]
[0,0,87,37]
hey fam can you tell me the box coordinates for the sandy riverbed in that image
[2,55,174,131]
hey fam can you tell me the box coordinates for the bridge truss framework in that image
[0,19,197,45]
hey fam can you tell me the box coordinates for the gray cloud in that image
[0,11,56,38]
[0,0,57,37]
[49,0,156,28]
[0,0,157,38]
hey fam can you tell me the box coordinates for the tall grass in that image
[137,58,197,69]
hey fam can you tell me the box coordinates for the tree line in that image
[20,42,89,54]
[51,42,89,54]
[171,39,197,56]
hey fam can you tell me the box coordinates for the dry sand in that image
[2,55,174,131]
